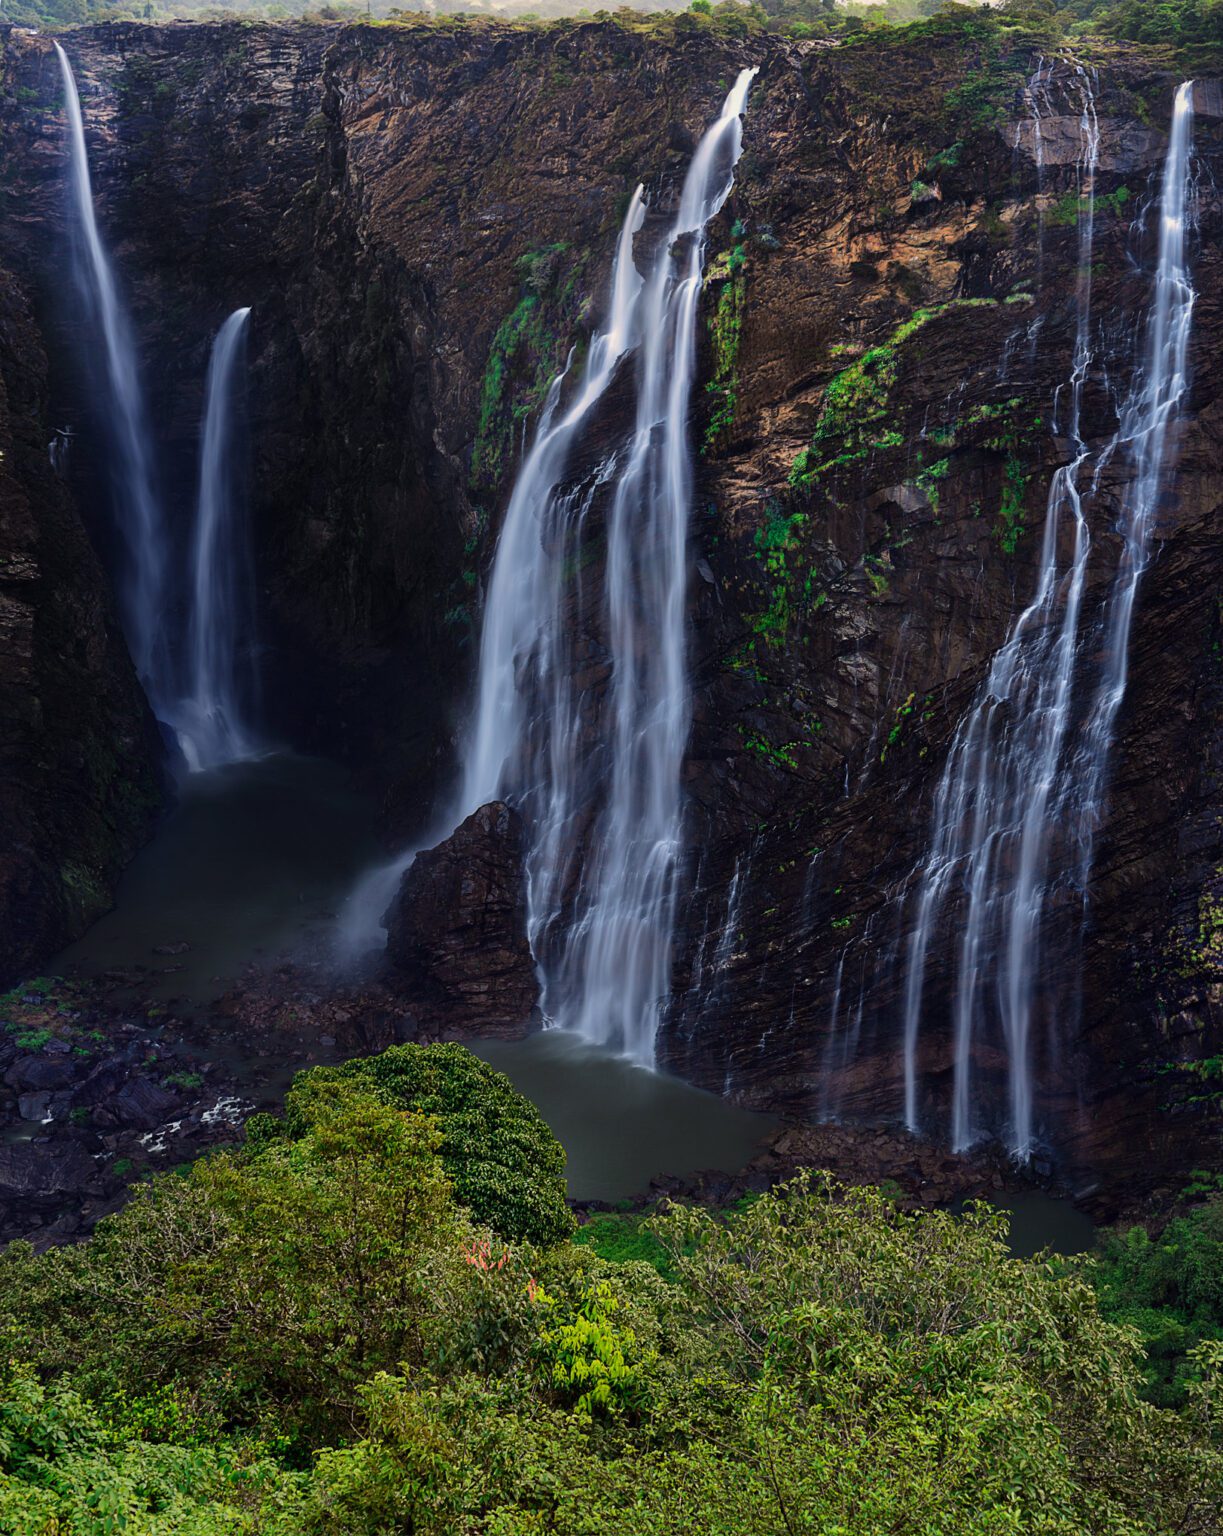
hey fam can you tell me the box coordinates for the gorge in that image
[0,10,1220,1244]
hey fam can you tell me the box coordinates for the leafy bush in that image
[0,1365,297,1536]
[249,1042,575,1247]
[573,1210,674,1276]
[0,1083,492,1451]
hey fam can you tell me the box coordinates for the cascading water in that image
[172,308,261,773]
[558,70,756,1061]
[901,75,1197,1159]
[461,185,647,817]
[367,69,754,1060]
[337,184,650,958]
[1072,82,1197,882]
[902,68,1101,1157]
[55,43,168,712]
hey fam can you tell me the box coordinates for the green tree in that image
[249,1043,574,1247]
[0,1083,501,1450]
[1090,1196,1223,1406]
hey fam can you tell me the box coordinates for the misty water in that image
[52,755,382,1006]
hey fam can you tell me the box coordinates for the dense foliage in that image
[1091,1193,1223,1407]
[0,1045,1218,1531]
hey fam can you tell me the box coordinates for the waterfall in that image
[1072,82,1197,882]
[55,43,168,712]
[332,181,652,959]
[461,186,647,812]
[901,76,1197,1158]
[447,69,756,1060]
[173,308,260,773]
[559,70,756,1060]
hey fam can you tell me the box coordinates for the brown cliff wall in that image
[0,18,1219,1197]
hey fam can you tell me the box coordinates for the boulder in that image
[0,1142,99,1200]
[384,802,539,1038]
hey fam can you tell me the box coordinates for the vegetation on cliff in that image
[0,1043,1219,1532]
[4,0,1220,64]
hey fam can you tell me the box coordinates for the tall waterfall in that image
[173,308,260,773]
[460,69,756,1061]
[901,76,1196,1158]
[1072,81,1197,882]
[461,188,647,810]
[55,43,168,711]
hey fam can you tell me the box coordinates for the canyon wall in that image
[0,206,161,987]
[0,17,1220,1192]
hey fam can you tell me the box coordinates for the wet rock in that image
[16,1091,51,1123]
[1009,115,1165,173]
[5,1055,78,1092]
[0,1142,99,1199]
[97,1076,180,1132]
[384,801,539,1038]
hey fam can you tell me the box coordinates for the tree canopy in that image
[0,1045,1218,1532]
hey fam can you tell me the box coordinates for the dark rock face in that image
[0,21,1219,1206]
[0,1142,100,1201]
[0,257,162,987]
[0,970,418,1249]
[385,801,539,1037]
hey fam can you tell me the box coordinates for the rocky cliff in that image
[0,221,161,987]
[0,15,1220,1199]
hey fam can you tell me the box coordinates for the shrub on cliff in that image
[248,1042,575,1248]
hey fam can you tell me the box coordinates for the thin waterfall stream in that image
[1072,80,1198,885]
[171,307,262,773]
[55,41,169,713]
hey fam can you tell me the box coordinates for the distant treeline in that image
[1,0,1218,50]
